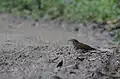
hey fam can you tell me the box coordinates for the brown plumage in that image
[68,39,96,51]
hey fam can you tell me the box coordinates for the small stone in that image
[49,75,63,79]
[56,60,63,68]
[109,32,115,37]
[74,27,79,32]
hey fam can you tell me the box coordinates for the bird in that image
[68,39,96,51]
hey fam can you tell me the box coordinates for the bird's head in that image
[68,39,80,44]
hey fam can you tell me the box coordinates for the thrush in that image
[68,39,96,51]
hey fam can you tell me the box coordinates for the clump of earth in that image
[0,39,120,79]
[0,13,119,79]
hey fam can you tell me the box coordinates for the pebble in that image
[49,75,63,79]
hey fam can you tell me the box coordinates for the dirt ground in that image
[0,13,119,79]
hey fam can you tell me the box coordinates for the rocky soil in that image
[0,13,119,79]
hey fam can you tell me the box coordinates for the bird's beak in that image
[68,39,72,41]
[67,40,73,45]
[68,40,71,41]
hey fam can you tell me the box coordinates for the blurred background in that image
[0,0,120,43]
